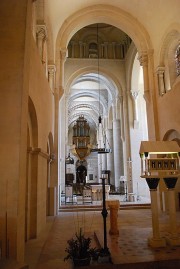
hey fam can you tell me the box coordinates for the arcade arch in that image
[57,5,152,203]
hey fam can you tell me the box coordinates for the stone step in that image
[59,203,151,212]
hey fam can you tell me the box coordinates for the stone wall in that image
[0,0,54,263]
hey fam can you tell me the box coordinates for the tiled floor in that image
[25,199,180,269]
[26,192,180,269]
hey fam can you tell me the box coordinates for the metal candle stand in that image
[99,177,111,263]
[123,181,128,202]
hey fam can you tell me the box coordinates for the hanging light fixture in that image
[91,24,112,154]
[65,153,74,164]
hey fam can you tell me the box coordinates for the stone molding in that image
[156,66,166,96]
[36,24,47,40]
[28,147,50,159]
[138,53,148,67]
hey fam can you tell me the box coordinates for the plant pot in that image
[73,257,91,267]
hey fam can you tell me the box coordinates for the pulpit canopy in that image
[139,141,180,155]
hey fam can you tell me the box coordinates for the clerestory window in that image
[175,44,180,76]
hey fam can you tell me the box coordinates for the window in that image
[89,174,93,180]
[175,44,180,76]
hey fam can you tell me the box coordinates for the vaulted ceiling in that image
[66,23,130,133]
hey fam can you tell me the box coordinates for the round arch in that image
[68,103,99,118]
[55,5,152,94]
[26,97,39,240]
[28,97,38,148]
[65,65,122,98]
[158,24,180,66]
[68,111,97,126]
[158,26,180,90]
[56,4,152,54]
[68,91,107,113]
[163,129,180,145]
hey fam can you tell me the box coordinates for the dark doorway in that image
[76,165,87,184]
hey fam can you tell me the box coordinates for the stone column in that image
[138,52,157,140]
[83,42,87,58]
[71,41,75,58]
[118,96,125,141]
[60,49,67,83]
[145,178,166,248]
[48,65,56,93]
[36,25,47,62]
[79,41,83,58]
[104,42,108,58]
[131,91,139,129]
[138,53,150,101]
[156,66,166,96]
[120,44,124,59]
[101,44,104,58]
[36,24,48,76]
[163,177,180,246]
[49,87,59,214]
[51,49,67,214]
[106,129,114,185]
[112,42,116,59]
[113,119,123,188]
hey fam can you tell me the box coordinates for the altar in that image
[90,184,110,201]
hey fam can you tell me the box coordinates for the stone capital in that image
[29,147,49,159]
[131,91,139,100]
[116,95,123,103]
[48,64,56,74]
[138,53,148,66]
[156,66,165,75]
[60,48,68,61]
[36,24,47,40]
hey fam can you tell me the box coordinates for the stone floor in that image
[24,197,180,269]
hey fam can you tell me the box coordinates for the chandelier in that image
[91,24,112,154]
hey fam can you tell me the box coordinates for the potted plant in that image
[64,228,99,267]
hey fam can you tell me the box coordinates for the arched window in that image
[175,44,180,76]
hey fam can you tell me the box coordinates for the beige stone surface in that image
[0,0,180,266]
[24,209,180,269]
